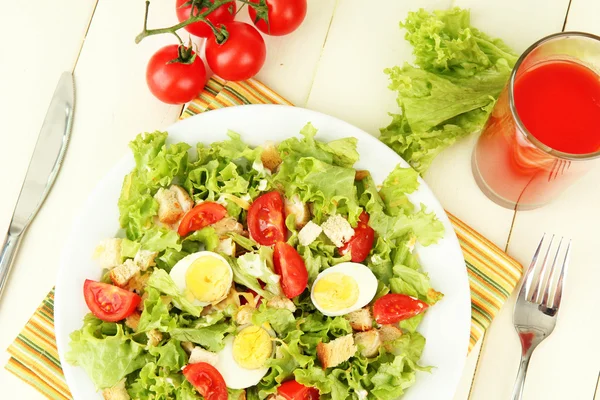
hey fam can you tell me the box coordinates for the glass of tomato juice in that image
[472,32,600,210]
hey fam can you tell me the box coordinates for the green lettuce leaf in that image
[170,323,233,352]
[236,251,283,297]
[369,205,444,246]
[252,303,295,336]
[379,164,420,215]
[146,269,201,317]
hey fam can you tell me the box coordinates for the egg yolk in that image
[232,326,273,369]
[313,272,359,312]
[185,255,231,303]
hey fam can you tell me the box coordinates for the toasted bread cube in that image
[189,346,218,366]
[146,329,163,347]
[110,260,140,287]
[298,221,322,246]
[235,305,255,325]
[102,379,130,400]
[266,296,296,313]
[124,311,141,331]
[134,250,158,271]
[261,142,282,172]
[94,238,123,270]
[354,330,381,358]
[124,272,150,294]
[285,195,310,229]
[345,308,373,331]
[378,325,403,352]
[212,217,244,236]
[316,334,357,369]
[154,185,193,224]
[322,215,354,247]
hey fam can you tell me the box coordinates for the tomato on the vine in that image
[248,0,307,36]
[205,22,266,81]
[146,45,207,104]
[176,0,236,38]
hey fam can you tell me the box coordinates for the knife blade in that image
[0,71,75,300]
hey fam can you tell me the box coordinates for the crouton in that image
[213,288,242,311]
[110,259,140,287]
[137,291,149,311]
[237,390,247,400]
[298,221,322,246]
[94,238,122,269]
[216,237,236,257]
[354,330,381,358]
[124,311,141,331]
[261,142,282,172]
[212,217,244,236]
[355,170,370,181]
[266,296,296,313]
[345,308,373,331]
[134,249,158,271]
[235,305,255,325]
[124,272,150,294]
[284,195,310,229]
[102,378,130,400]
[316,334,357,368]
[378,325,403,352]
[266,395,286,400]
[189,347,218,366]
[181,341,195,354]
[321,215,354,247]
[154,185,193,224]
[146,329,163,347]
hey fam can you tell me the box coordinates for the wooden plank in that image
[467,0,596,399]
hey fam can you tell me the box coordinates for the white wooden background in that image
[1,0,599,399]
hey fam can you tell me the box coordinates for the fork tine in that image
[541,237,563,307]
[518,233,546,300]
[551,240,572,309]
[529,234,555,303]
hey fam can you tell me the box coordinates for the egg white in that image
[310,262,378,316]
[169,251,233,306]
[215,336,270,389]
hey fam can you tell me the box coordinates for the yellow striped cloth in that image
[5,77,523,400]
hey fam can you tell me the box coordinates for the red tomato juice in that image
[474,60,600,207]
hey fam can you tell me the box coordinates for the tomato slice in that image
[183,362,228,400]
[339,212,375,263]
[178,202,228,237]
[247,191,286,246]
[83,280,141,322]
[372,293,429,325]
[273,242,309,298]
[278,380,320,400]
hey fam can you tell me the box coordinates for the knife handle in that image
[0,232,23,300]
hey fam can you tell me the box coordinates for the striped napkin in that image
[5,77,523,400]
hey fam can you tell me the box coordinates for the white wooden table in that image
[0,1,599,399]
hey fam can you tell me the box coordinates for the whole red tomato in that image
[146,45,207,104]
[205,22,266,81]
[248,0,307,36]
[176,0,236,38]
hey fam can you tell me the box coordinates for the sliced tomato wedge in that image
[83,280,141,322]
[278,380,320,400]
[178,202,227,237]
[247,191,286,246]
[372,293,429,324]
[183,362,228,400]
[339,212,375,263]
[274,242,309,298]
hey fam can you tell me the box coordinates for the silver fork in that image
[511,233,572,400]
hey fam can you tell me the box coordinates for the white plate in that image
[55,104,470,400]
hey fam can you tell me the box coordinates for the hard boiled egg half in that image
[216,325,273,389]
[311,262,377,316]
[170,251,233,306]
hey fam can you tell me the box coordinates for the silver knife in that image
[0,72,75,300]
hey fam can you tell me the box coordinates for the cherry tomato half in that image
[339,212,375,263]
[372,293,429,325]
[274,242,309,298]
[178,202,228,237]
[247,191,286,246]
[278,380,320,400]
[183,362,228,400]
[205,21,266,81]
[83,280,141,322]
[146,45,207,104]
[249,0,307,36]
[176,0,236,38]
